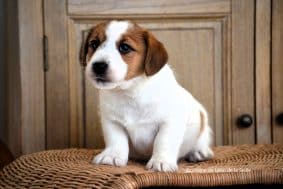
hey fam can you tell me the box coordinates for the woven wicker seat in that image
[0,144,282,188]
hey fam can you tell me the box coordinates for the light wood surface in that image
[68,0,231,16]
[44,0,70,149]
[231,0,255,144]
[6,0,45,156]
[69,20,85,148]
[18,0,45,154]
[255,0,271,144]
[272,0,283,144]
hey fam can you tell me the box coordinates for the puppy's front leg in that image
[146,121,186,172]
[92,119,129,167]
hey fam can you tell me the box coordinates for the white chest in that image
[127,124,158,157]
[102,92,160,126]
[101,93,161,156]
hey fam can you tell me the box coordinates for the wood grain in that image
[272,0,283,144]
[0,0,7,144]
[6,0,45,156]
[69,20,85,148]
[6,0,22,157]
[85,76,104,148]
[223,16,232,145]
[68,0,231,16]
[18,0,46,154]
[231,0,255,144]
[44,0,70,149]
[255,0,271,144]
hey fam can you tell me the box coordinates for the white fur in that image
[88,21,213,172]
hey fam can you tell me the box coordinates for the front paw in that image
[92,149,128,167]
[146,157,178,172]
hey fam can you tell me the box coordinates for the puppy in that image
[80,20,213,172]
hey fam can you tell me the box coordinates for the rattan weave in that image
[0,144,282,188]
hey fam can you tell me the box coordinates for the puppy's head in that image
[80,20,168,90]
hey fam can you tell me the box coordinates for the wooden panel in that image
[69,20,85,148]
[223,16,232,145]
[272,0,283,144]
[85,77,104,148]
[255,0,271,144]
[68,0,231,16]
[6,0,22,157]
[231,0,255,144]
[6,0,45,156]
[0,0,7,143]
[18,0,45,154]
[44,0,70,149]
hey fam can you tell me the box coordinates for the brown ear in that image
[79,28,93,67]
[144,31,168,76]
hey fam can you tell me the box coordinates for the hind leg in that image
[185,127,213,162]
[185,147,213,162]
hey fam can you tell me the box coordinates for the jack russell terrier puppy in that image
[80,20,213,172]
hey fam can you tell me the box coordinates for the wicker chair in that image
[0,144,282,188]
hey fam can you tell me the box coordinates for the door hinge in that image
[43,35,49,72]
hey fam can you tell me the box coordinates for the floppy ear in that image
[79,29,93,67]
[144,31,168,76]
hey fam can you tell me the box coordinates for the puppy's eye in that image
[89,39,100,50]
[119,43,133,54]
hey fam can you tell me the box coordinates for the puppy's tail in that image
[199,106,209,136]
[198,106,213,145]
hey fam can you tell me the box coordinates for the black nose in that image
[92,61,108,75]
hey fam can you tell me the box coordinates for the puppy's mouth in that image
[92,75,119,90]
[95,76,110,83]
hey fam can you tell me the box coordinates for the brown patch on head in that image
[117,21,168,80]
[79,22,108,66]
[117,23,147,80]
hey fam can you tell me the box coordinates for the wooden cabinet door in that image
[272,0,283,144]
[44,0,256,149]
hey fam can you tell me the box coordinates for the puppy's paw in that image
[146,157,178,172]
[185,148,213,162]
[92,149,128,167]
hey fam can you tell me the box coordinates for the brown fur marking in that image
[118,23,147,80]
[79,22,108,66]
[118,22,168,79]
[199,111,205,137]
[144,31,168,76]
